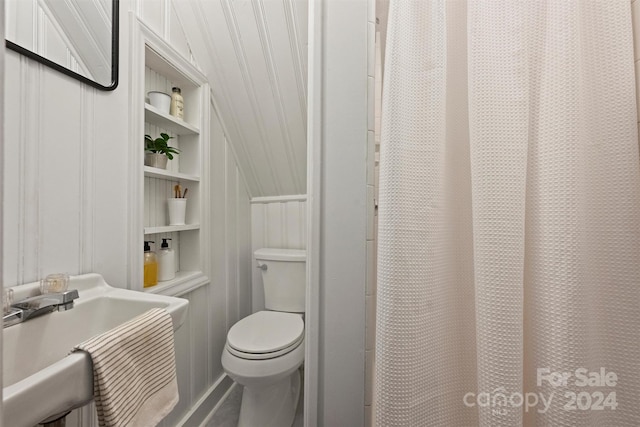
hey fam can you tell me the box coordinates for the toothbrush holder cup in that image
[168,198,187,226]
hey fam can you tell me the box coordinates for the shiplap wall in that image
[173,0,308,197]
[6,0,92,80]
[3,34,129,289]
[3,1,252,425]
[156,102,252,427]
[250,197,306,311]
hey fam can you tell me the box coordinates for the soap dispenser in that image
[144,241,158,288]
[157,238,176,281]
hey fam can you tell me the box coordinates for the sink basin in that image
[3,273,189,426]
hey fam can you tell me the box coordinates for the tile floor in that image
[205,380,304,427]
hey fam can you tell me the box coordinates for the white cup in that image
[148,91,171,114]
[168,198,187,225]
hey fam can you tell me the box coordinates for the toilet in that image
[222,248,306,427]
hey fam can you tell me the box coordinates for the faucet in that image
[3,290,79,328]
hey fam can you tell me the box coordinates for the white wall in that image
[309,0,370,425]
[3,1,252,425]
[3,9,130,288]
[0,2,5,426]
[251,197,306,311]
[364,4,378,425]
[210,99,253,351]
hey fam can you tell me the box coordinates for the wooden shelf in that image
[144,166,200,182]
[144,224,200,234]
[145,103,199,135]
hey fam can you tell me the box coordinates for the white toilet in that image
[222,248,306,427]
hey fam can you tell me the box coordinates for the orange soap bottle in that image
[144,241,158,288]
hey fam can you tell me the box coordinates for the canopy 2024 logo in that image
[462,368,618,415]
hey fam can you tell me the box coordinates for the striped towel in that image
[74,308,179,427]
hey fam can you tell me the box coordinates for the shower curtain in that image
[375,1,640,426]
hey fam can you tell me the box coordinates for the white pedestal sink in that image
[3,273,189,426]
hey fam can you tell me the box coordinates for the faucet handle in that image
[60,289,79,304]
[40,273,69,294]
[55,289,79,312]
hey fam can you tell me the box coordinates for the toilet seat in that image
[226,311,304,360]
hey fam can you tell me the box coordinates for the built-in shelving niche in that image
[130,17,210,296]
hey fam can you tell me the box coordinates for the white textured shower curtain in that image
[375,1,640,426]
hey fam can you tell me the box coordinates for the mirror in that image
[5,0,119,90]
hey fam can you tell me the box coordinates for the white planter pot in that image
[148,91,171,114]
[145,153,168,169]
[167,198,187,225]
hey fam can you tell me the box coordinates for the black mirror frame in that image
[5,0,119,91]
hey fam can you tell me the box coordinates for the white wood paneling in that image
[173,0,308,197]
[210,100,230,382]
[3,0,131,288]
[251,198,306,311]
[0,3,5,424]
[42,0,113,83]
[2,49,127,288]
[285,0,308,123]
[3,3,253,426]
[6,0,100,80]
[189,272,209,401]
[169,1,192,59]
[136,0,166,40]
[237,181,253,319]
[223,145,253,328]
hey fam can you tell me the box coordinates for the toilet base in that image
[238,368,301,427]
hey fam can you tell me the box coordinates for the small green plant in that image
[145,133,180,160]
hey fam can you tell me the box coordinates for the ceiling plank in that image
[174,0,308,197]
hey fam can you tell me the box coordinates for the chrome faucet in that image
[3,290,79,328]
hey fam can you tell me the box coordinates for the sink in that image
[3,273,189,426]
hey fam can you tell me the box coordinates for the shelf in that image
[144,224,200,234]
[133,19,210,293]
[145,103,200,135]
[145,46,199,92]
[144,166,200,182]
[144,270,209,297]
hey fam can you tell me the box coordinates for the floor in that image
[205,378,304,427]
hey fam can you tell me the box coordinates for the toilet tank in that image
[255,248,306,313]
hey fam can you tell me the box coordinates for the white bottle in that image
[157,238,176,281]
[170,87,184,119]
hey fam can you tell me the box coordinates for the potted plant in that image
[144,133,180,169]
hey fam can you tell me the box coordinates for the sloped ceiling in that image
[174,0,308,198]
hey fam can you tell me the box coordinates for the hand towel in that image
[74,308,178,427]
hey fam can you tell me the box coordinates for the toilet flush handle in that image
[256,263,267,271]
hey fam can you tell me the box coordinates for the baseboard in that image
[176,374,235,427]
[200,380,240,426]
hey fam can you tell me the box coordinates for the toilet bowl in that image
[222,311,304,426]
[221,248,306,427]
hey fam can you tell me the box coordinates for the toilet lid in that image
[227,311,304,355]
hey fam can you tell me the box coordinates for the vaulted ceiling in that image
[175,0,308,198]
